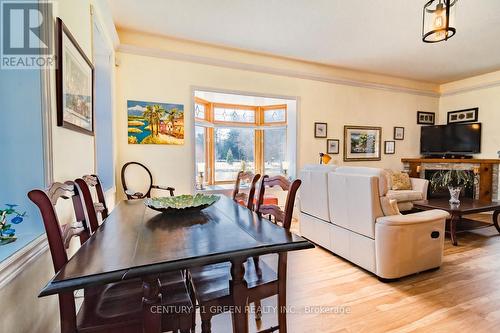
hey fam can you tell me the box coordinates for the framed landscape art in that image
[344,126,382,161]
[127,100,184,145]
[56,18,94,135]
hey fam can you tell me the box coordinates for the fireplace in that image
[424,170,475,199]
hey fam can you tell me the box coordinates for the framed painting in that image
[394,127,405,140]
[447,107,478,124]
[127,100,184,145]
[56,18,94,135]
[343,126,382,161]
[384,141,396,154]
[417,111,435,125]
[327,139,340,154]
[314,122,327,138]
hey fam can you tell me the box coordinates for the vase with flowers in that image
[0,204,26,245]
[430,169,474,205]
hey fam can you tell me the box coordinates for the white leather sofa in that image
[299,165,449,280]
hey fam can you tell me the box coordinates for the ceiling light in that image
[422,0,457,43]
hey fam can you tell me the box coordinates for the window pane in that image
[263,108,286,123]
[195,103,205,119]
[215,128,255,181]
[214,107,255,123]
[195,126,206,174]
[264,128,287,176]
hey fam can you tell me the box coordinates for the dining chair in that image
[81,174,109,220]
[189,175,302,333]
[121,161,175,199]
[232,171,261,209]
[29,181,195,333]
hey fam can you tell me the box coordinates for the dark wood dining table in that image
[39,195,314,333]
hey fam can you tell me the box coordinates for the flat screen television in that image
[420,123,481,155]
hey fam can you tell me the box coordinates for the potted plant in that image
[0,204,26,245]
[430,170,474,205]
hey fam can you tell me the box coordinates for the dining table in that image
[39,194,314,333]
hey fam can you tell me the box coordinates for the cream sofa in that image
[299,165,448,280]
[385,170,429,212]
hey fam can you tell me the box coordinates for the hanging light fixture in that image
[422,0,457,43]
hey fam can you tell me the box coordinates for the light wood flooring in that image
[201,214,500,332]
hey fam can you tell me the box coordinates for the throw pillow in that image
[380,197,402,216]
[391,172,412,190]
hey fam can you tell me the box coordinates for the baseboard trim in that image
[0,235,49,289]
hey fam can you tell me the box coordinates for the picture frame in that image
[384,141,396,154]
[417,111,435,125]
[327,139,340,154]
[447,107,479,124]
[343,125,382,161]
[314,122,327,138]
[56,18,94,135]
[393,127,405,140]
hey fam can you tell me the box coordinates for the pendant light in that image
[422,0,457,43]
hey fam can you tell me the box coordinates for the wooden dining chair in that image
[232,171,261,209]
[121,161,175,199]
[29,181,195,333]
[189,175,302,333]
[81,174,109,220]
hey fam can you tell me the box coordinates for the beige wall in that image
[116,49,439,195]
[439,71,500,200]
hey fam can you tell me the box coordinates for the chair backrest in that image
[255,175,301,230]
[81,174,109,220]
[327,166,386,238]
[121,161,154,199]
[232,171,261,209]
[75,177,102,233]
[28,181,92,333]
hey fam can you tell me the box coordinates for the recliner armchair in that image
[299,165,448,280]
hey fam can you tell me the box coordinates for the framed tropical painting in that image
[56,18,94,135]
[343,125,382,161]
[127,100,184,145]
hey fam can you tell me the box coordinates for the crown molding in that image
[440,79,500,97]
[117,44,440,98]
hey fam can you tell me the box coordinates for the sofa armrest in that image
[411,177,429,200]
[376,210,449,226]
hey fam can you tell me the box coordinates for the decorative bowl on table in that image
[144,194,220,213]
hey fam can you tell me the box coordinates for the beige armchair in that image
[385,170,429,211]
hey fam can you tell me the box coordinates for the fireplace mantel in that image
[401,158,500,201]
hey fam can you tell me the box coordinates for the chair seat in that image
[77,271,193,333]
[190,258,277,304]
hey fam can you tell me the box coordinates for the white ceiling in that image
[108,0,500,83]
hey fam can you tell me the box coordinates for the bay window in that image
[195,97,289,185]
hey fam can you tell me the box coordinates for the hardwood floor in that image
[200,214,500,332]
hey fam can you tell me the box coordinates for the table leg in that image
[142,275,162,333]
[493,210,500,234]
[230,258,249,333]
[450,214,459,246]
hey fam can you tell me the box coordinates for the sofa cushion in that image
[335,166,389,196]
[391,172,412,190]
[387,189,423,202]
